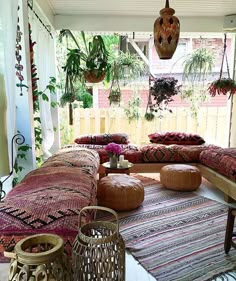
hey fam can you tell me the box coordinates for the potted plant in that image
[208,78,236,99]
[108,89,121,105]
[59,30,110,124]
[59,29,110,84]
[149,76,181,114]
[183,47,214,84]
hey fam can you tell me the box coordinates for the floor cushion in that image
[199,148,236,182]
[160,164,202,191]
[97,174,144,211]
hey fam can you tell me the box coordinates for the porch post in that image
[229,34,236,147]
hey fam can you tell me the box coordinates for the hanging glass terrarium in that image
[154,0,180,59]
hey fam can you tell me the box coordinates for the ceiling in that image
[36,0,236,33]
[44,0,236,17]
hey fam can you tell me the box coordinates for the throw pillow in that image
[148,132,205,145]
[74,133,129,145]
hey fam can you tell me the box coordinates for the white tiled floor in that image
[1,174,236,281]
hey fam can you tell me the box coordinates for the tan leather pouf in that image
[160,164,202,191]
[98,174,144,211]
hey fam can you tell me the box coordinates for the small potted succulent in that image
[208,77,236,99]
[149,76,181,115]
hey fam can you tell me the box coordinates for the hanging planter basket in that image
[108,89,121,105]
[208,35,236,99]
[153,0,180,59]
[84,69,106,83]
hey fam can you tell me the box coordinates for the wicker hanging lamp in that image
[154,0,180,59]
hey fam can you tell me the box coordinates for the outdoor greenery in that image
[123,96,142,123]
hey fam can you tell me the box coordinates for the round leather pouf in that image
[98,174,144,211]
[160,164,202,191]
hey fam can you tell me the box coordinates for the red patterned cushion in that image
[141,144,218,163]
[74,133,129,145]
[148,132,205,145]
[200,148,236,181]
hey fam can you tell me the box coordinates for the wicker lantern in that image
[154,0,180,59]
[72,206,125,281]
[4,234,72,281]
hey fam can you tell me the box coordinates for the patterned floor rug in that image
[99,175,236,281]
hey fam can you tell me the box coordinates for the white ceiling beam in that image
[54,15,225,33]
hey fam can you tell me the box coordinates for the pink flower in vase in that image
[105,142,123,157]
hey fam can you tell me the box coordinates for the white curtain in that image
[0,1,18,181]
[29,11,55,159]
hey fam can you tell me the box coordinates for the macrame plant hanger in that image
[219,33,230,81]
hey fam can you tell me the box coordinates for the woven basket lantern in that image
[154,0,180,59]
[4,233,72,281]
[72,206,125,281]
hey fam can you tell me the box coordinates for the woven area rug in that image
[99,175,236,281]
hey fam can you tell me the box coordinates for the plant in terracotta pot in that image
[59,29,110,124]
[59,29,110,84]
[149,76,181,115]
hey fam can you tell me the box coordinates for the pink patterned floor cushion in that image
[0,166,97,262]
[200,148,236,181]
[64,144,140,163]
[148,132,205,145]
[74,133,129,145]
[141,144,219,163]
[42,147,100,177]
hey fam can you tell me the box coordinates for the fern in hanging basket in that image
[208,78,236,99]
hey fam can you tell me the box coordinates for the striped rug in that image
[101,175,236,281]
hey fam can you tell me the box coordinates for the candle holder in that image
[0,133,25,202]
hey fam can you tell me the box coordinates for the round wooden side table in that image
[102,161,134,177]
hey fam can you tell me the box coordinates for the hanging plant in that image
[108,89,121,105]
[108,63,122,106]
[183,47,214,84]
[208,34,236,99]
[150,76,181,112]
[208,78,236,98]
[123,96,141,123]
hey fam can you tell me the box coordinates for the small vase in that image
[109,155,118,168]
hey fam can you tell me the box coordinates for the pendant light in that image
[154,0,180,59]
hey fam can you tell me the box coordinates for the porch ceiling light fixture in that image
[154,0,180,59]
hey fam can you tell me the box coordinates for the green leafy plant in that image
[13,142,31,186]
[124,96,141,123]
[183,48,214,84]
[181,47,214,118]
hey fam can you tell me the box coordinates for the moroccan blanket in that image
[0,165,97,262]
